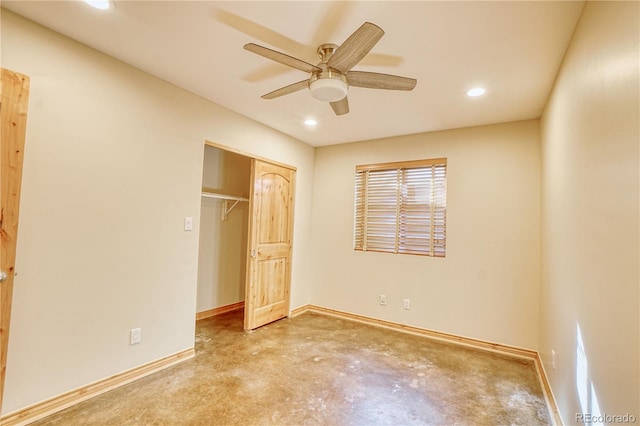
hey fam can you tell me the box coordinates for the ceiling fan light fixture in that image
[309,78,348,103]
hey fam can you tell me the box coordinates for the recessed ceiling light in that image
[84,0,111,10]
[467,87,486,97]
[304,119,318,127]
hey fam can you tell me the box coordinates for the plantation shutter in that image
[354,158,447,257]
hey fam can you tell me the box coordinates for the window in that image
[354,158,447,257]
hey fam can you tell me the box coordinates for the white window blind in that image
[354,158,447,257]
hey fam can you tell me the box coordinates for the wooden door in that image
[244,159,295,330]
[0,69,30,414]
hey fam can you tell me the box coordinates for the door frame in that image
[202,141,297,328]
[204,141,298,173]
[1,68,30,415]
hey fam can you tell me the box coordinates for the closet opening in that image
[196,142,296,331]
[196,144,251,325]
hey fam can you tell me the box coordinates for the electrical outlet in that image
[379,295,387,306]
[130,328,142,345]
[403,299,410,310]
[184,217,193,231]
[551,350,556,370]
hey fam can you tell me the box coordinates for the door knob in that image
[0,271,8,283]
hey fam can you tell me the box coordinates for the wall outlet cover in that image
[130,328,142,345]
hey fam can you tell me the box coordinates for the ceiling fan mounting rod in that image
[317,43,339,62]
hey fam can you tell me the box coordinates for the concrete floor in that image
[33,310,551,425]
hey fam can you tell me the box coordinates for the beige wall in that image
[311,120,541,349]
[5,0,639,420]
[197,147,251,312]
[540,1,639,422]
[1,10,314,415]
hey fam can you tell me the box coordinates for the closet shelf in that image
[201,191,248,202]
[201,191,249,221]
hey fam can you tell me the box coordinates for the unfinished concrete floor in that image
[32,310,551,425]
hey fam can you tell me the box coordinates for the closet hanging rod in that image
[201,191,249,202]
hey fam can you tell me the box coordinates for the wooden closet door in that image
[244,159,295,330]
[1,68,30,413]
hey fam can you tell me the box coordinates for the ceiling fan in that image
[244,22,417,116]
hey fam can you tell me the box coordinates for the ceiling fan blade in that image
[327,22,384,73]
[330,97,349,115]
[244,43,321,74]
[347,71,417,91]
[261,80,309,100]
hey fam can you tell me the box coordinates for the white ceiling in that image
[2,1,584,147]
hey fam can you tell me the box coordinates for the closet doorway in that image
[197,142,295,331]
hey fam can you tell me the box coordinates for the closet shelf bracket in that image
[201,191,249,221]
[222,199,240,221]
